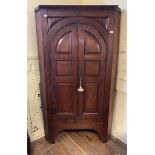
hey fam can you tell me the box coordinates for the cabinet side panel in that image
[35,10,49,138]
[108,11,121,137]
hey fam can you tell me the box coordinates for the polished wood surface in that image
[31,131,127,155]
[35,5,121,144]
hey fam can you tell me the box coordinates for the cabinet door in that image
[78,23,108,117]
[47,17,108,119]
[48,24,78,117]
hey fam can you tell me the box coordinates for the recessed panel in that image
[84,83,98,113]
[57,83,73,113]
[56,61,72,76]
[57,32,71,53]
[95,17,110,30]
[84,61,100,76]
[47,18,61,28]
[84,32,100,54]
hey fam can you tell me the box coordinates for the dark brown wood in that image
[108,10,121,138]
[35,5,121,144]
[27,132,31,155]
[31,131,127,155]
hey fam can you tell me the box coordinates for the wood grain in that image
[31,131,127,155]
[35,6,121,143]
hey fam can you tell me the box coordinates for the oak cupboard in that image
[35,5,121,144]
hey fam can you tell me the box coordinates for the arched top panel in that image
[47,17,108,45]
[48,24,76,57]
[79,23,107,56]
[85,31,100,54]
[56,32,72,53]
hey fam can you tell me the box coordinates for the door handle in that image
[77,78,84,92]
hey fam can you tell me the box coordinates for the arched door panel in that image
[77,24,107,117]
[49,24,78,117]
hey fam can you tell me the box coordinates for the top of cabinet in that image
[35,5,121,12]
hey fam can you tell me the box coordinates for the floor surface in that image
[31,131,127,155]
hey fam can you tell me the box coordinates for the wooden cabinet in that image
[35,5,121,144]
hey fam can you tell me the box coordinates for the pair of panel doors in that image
[48,17,108,119]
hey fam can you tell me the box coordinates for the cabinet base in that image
[46,123,108,144]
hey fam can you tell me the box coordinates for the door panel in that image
[56,32,72,53]
[83,82,98,113]
[49,24,78,117]
[78,24,107,117]
[57,83,73,114]
[84,61,100,76]
[56,61,72,76]
[84,32,100,54]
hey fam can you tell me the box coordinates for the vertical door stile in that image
[73,24,78,117]
[77,24,84,115]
